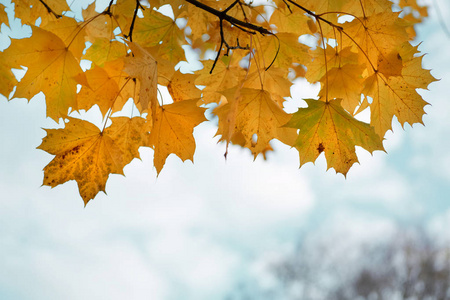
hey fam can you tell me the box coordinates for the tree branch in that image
[185,0,272,73]
[184,0,272,35]
[126,0,144,42]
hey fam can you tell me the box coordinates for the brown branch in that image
[211,19,226,74]
[184,0,272,35]
[126,0,144,42]
[211,17,250,74]
[185,0,272,73]
[237,1,249,22]
[104,0,115,15]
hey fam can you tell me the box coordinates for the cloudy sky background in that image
[1,0,450,299]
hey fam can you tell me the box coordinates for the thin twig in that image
[210,19,226,73]
[285,0,343,31]
[316,18,329,102]
[39,0,63,18]
[285,0,377,73]
[126,0,144,42]
[185,0,272,73]
[104,0,114,15]
[282,0,293,13]
[265,34,280,71]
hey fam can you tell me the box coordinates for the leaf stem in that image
[101,77,133,132]
[316,18,329,102]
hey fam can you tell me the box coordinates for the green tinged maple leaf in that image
[285,99,384,175]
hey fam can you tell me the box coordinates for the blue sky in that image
[1,0,450,299]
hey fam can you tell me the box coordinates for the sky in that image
[1,0,450,299]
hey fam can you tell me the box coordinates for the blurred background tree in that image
[225,226,450,300]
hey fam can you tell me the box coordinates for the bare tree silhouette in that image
[226,227,450,300]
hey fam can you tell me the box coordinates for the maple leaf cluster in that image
[0,0,435,204]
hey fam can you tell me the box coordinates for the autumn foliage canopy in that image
[0,0,436,204]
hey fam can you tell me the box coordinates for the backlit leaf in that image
[4,26,87,121]
[38,118,124,205]
[124,42,158,113]
[149,100,207,174]
[285,99,384,175]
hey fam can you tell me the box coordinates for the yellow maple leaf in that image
[133,9,186,63]
[214,87,241,157]
[124,42,158,114]
[399,0,428,18]
[215,88,295,156]
[398,43,437,89]
[285,98,384,175]
[105,117,150,166]
[12,0,69,26]
[4,26,87,121]
[289,0,345,14]
[341,0,392,17]
[195,58,244,104]
[142,46,176,86]
[244,66,292,106]
[154,0,186,16]
[112,0,138,33]
[305,46,359,84]
[269,6,310,35]
[38,118,124,205]
[82,3,115,41]
[318,63,365,113]
[77,60,131,115]
[342,12,409,70]
[377,49,403,78]
[279,0,343,37]
[39,117,150,204]
[184,2,215,41]
[364,74,430,137]
[149,100,206,174]
[0,3,9,27]
[0,53,17,97]
[257,33,310,69]
[41,16,87,60]
[167,71,201,102]
[83,39,127,67]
